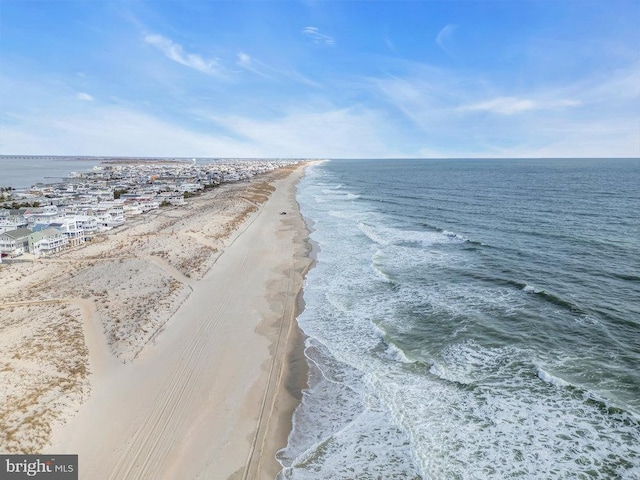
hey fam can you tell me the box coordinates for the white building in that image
[72,215,98,238]
[24,205,63,225]
[48,218,86,246]
[157,192,185,206]
[94,202,126,231]
[0,212,28,234]
[178,183,203,193]
[0,228,32,255]
[28,228,68,256]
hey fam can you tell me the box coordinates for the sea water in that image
[279,158,640,479]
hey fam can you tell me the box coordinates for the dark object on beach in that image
[280,211,287,215]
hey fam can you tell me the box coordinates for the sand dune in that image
[0,163,311,479]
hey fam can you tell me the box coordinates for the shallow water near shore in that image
[280,158,640,479]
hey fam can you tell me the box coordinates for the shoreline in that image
[0,162,313,479]
[248,181,317,479]
[240,164,314,480]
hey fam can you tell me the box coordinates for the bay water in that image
[0,156,100,189]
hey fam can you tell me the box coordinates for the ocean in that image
[279,158,640,479]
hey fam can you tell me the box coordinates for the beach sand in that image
[0,163,311,479]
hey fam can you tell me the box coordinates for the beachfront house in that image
[94,202,125,231]
[28,227,68,256]
[0,227,32,256]
[71,215,98,239]
[49,218,87,246]
[178,183,202,193]
[0,211,28,234]
[157,192,185,206]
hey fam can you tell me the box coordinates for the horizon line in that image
[1,155,639,161]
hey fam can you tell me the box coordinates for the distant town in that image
[0,158,307,261]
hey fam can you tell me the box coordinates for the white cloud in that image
[196,105,409,158]
[234,51,322,87]
[1,88,410,158]
[579,65,640,103]
[302,26,335,46]
[76,92,94,102]
[436,24,457,57]
[1,106,247,157]
[144,33,223,76]
[460,97,581,115]
[490,117,640,158]
[384,34,396,52]
[237,52,251,68]
[370,59,638,156]
[235,52,272,79]
[2,52,637,159]
[282,70,323,89]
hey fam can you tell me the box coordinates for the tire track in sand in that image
[107,206,262,480]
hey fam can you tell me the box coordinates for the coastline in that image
[0,162,313,479]
[242,172,314,479]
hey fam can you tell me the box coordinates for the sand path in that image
[0,297,116,375]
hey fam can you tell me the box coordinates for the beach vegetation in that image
[1,201,41,209]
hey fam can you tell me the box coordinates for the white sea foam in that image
[279,408,421,479]
[392,281,523,320]
[359,222,464,247]
[537,367,570,387]
[433,340,516,384]
[573,314,603,327]
[357,221,391,245]
[374,363,640,479]
[429,361,460,382]
[369,319,386,339]
[385,341,415,364]
[371,249,394,283]
[523,284,542,294]
[442,230,467,242]
[289,162,640,480]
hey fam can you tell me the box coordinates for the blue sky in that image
[1,0,638,158]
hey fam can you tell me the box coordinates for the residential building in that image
[0,228,32,255]
[0,211,28,234]
[28,228,68,256]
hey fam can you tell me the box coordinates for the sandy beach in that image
[0,163,312,479]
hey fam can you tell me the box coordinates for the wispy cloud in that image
[0,71,402,157]
[205,106,406,158]
[235,51,322,87]
[369,58,638,156]
[237,52,251,68]
[461,97,581,115]
[302,26,335,46]
[3,103,408,158]
[236,52,273,79]
[384,34,396,53]
[2,105,249,157]
[76,92,94,102]
[436,24,457,57]
[144,33,223,76]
